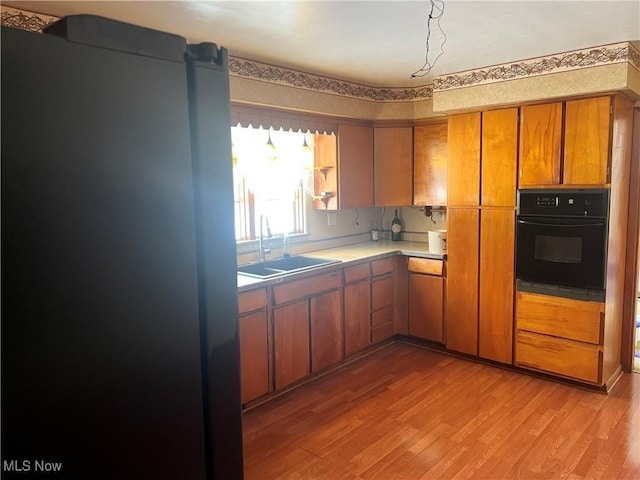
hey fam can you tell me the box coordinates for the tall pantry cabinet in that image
[446,108,517,364]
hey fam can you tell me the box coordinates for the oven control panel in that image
[535,195,559,207]
[517,189,609,218]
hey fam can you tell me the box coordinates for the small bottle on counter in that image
[391,209,402,241]
[371,222,379,241]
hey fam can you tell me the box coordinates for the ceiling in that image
[5,1,640,88]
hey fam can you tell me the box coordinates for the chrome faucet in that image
[258,214,271,261]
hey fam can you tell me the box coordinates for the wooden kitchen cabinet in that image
[312,133,338,210]
[446,107,517,363]
[344,263,372,356]
[446,208,479,355]
[515,291,605,384]
[478,209,515,364]
[481,108,518,207]
[413,123,448,206]
[519,96,613,186]
[447,208,515,362]
[310,289,343,372]
[374,127,413,206]
[516,330,601,384]
[519,102,563,186]
[238,288,270,404]
[371,257,396,342]
[338,124,374,208]
[408,258,444,343]
[563,96,611,185]
[516,292,604,345]
[312,124,374,209]
[447,112,481,206]
[273,299,310,390]
[273,269,343,389]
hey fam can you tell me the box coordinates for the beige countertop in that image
[237,240,444,291]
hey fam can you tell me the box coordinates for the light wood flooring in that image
[242,342,640,479]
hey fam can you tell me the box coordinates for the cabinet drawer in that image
[372,304,393,328]
[516,292,604,344]
[344,262,371,283]
[371,257,395,276]
[372,321,394,343]
[515,330,601,384]
[238,287,268,314]
[407,257,443,276]
[273,270,342,305]
[372,275,393,310]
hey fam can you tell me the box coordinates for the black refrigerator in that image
[1,15,243,479]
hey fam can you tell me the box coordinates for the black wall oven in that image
[516,189,609,301]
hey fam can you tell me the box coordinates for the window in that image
[231,126,313,241]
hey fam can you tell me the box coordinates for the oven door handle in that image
[517,219,605,228]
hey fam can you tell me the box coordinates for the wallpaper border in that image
[2,6,636,101]
[434,42,638,92]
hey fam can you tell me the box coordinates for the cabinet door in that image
[479,209,515,364]
[274,299,309,390]
[338,124,374,208]
[408,273,444,343]
[448,112,481,206]
[519,102,563,186]
[413,123,448,206]
[564,96,611,185]
[481,108,518,207]
[374,127,413,206]
[310,289,343,372]
[344,279,371,356]
[239,309,269,404]
[446,208,479,355]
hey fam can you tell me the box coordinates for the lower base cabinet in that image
[274,299,310,390]
[515,330,601,384]
[239,310,269,404]
[371,257,396,342]
[238,288,270,404]
[515,291,605,384]
[311,289,343,372]
[408,257,444,343]
[344,268,371,356]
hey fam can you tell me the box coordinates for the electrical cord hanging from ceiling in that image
[411,0,447,78]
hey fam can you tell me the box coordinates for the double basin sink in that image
[237,255,341,279]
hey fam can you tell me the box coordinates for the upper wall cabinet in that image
[563,96,611,185]
[413,123,448,206]
[312,124,374,210]
[519,96,613,187]
[338,124,374,209]
[447,112,481,206]
[519,102,563,187]
[374,127,413,206]
[312,133,338,210]
[482,108,518,207]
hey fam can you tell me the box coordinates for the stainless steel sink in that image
[237,255,341,279]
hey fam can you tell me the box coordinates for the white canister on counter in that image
[427,230,447,254]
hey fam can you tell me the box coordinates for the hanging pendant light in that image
[302,132,311,152]
[265,128,277,161]
[266,129,276,150]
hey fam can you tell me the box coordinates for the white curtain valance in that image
[230,104,337,135]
